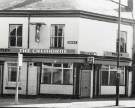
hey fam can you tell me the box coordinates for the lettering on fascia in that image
[19,49,67,54]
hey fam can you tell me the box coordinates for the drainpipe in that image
[26,15,30,95]
[132,23,135,96]
[28,15,30,48]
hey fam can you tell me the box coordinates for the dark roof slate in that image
[1,0,77,10]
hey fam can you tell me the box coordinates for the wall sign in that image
[80,51,97,56]
[104,51,129,58]
[87,57,94,63]
[0,48,19,53]
[18,53,23,66]
[67,41,78,44]
[0,48,76,54]
[19,49,76,54]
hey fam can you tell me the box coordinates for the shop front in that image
[0,48,132,98]
[93,54,131,97]
[0,48,88,98]
[100,65,126,95]
[40,63,73,95]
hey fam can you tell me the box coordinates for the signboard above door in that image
[104,51,129,58]
[0,48,76,54]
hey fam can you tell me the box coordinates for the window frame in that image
[50,24,65,49]
[116,31,127,53]
[8,24,23,48]
[41,63,73,85]
[101,65,125,86]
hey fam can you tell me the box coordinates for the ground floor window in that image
[7,62,18,82]
[41,63,73,85]
[101,65,125,86]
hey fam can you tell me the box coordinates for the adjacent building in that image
[0,0,134,98]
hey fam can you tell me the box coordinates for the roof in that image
[0,0,134,19]
[0,0,77,10]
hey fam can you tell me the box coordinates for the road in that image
[0,97,135,107]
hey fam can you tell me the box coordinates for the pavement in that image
[0,97,135,108]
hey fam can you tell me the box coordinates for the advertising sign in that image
[18,53,23,66]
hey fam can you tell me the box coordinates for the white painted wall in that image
[0,17,132,58]
[3,62,27,94]
[29,17,79,51]
[101,86,125,95]
[128,72,132,97]
[0,17,28,48]
[78,18,133,58]
[40,84,73,95]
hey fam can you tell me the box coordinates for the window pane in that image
[17,25,22,36]
[109,71,117,86]
[63,63,72,68]
[117,31,127,53]
[8,63,17,82]
[55,26,58,36]
[43,63,52,67]
[10,67,17,82]
[41,68,51,84]
[58,37,62,48]
[51,24,64,48]
[52,69,62,84]
[101,71,109,85]
[110,65,117,70]
[8,63,17,66]
[17,37,22,46]
[58,28,63,36]
[10,25,16,36]
[119,71,125,85]
[9,24,22,47]
[63,69,73,85]
[54,63,61,67]
[9,36,16,46]
[101,65,109,71]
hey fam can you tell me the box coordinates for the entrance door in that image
[79,70,90,98]
[0,63,4,94]
[28,65,38,95]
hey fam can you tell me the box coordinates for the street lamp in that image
[107,0,133,106]
[116,0,121,106]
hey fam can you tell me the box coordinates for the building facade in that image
[0,0,134,98]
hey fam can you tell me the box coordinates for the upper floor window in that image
[50,24,64,48]
[9,24,22,47]
[116,31,127,53]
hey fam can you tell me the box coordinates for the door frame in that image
[0,62,4,95]
[79,70,91,98]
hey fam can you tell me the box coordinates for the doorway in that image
[79,70,91,98]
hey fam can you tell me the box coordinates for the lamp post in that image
[116,0,121,106]
[107,0,133,106]
[15,53,23,104]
